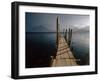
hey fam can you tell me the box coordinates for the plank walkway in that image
[51,35,78,66]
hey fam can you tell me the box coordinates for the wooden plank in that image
[51,36,78,66]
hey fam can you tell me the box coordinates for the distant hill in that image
[27,25,56,32]
[65,26,89,33]
[60,25,79,33]
[81,26,89,31]
[75,26,89,33]
[26,25,89,33]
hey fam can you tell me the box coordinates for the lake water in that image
[26,32,57,68]
[70,32,89,65]
[26,32,89,68]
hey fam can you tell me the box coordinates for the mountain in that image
[66,25,89,33]
[27,25,56,32]
[60,25,79,32]
[26,25,89,33]
[76,26,89,32]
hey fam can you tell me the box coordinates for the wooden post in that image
[68,28,72,47]
[65,29,67,41]
[68,28,70,46]
[70,29,72,46]
[56,17,59,48]
[63,29,65,37]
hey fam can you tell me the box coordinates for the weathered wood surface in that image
[51,35,78,66]
[51,17,78,67]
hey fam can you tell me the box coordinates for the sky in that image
[25,12,89,32]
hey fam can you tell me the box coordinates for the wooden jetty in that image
[51,17,78,66]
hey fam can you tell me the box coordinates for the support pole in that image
[56,17,59,48]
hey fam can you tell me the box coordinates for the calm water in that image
[71,32,89,65]
[26,32,89,68]
[26,32,57,68]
